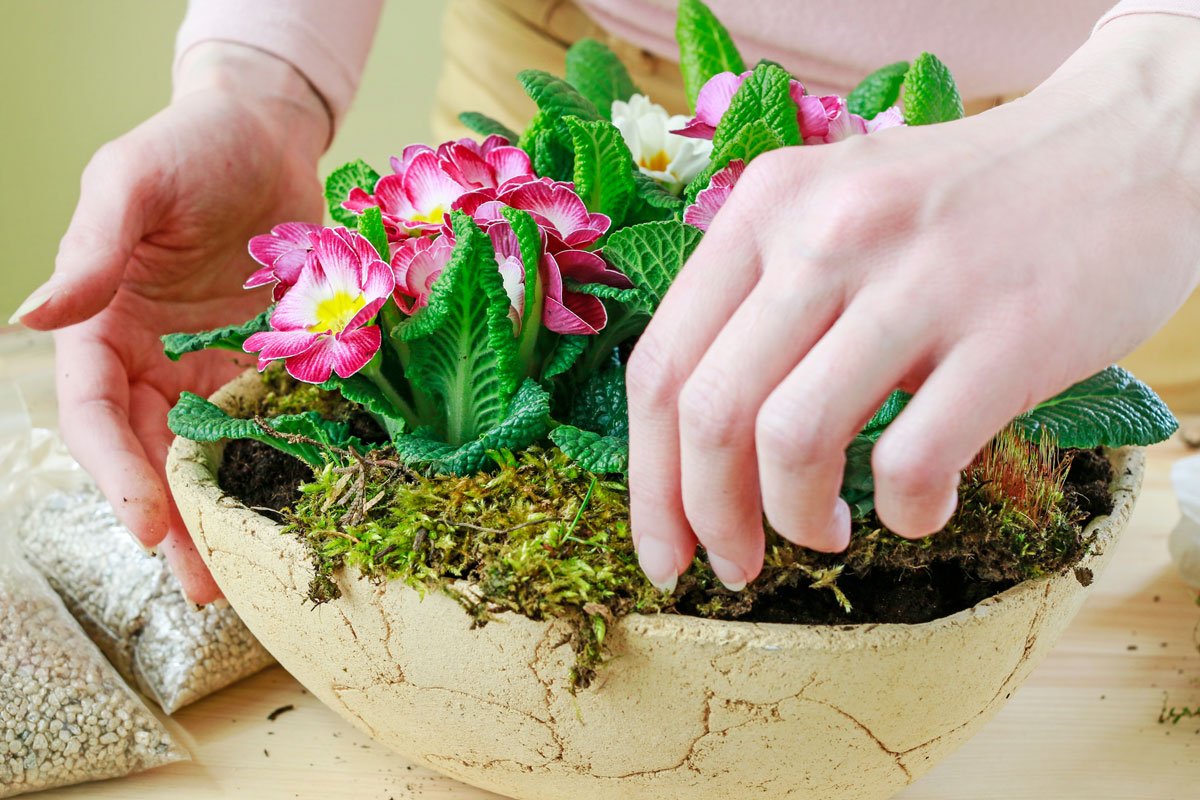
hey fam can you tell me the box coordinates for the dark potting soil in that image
[218,439,1114,627]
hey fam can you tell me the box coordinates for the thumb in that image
[13,138,160,329]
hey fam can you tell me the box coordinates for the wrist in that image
[174,42,331,163]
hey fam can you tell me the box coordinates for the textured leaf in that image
[532,127,576,183]
[501,206,545,368]
[357,206,389,260]
[570,365,629,438]
[319,373,407,439]
[841,434,878,520]
[550,425,629,475]
[1014,366,1178,448]
[712,63,800,152]
[167,392,360,468]
[565,39,639,120]
[518,70,602,136]
[685,119,783,203]
[862,390,912,439]
[569,281,644,304]
[324,159,380,227]
[675,0,746,109]
[397,213,520,444]
[633,171,685,210]
[847,61,909,120]
[565,117,637,227]
[542,335,590,381]
[162,308,272,361]
[601,220,703,312]
[393,380,552,475]
[458,111,519,142]
[902,52,964,126]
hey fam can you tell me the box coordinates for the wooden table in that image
[4,329,1197,799]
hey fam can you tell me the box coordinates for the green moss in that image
[253,374,1101,688]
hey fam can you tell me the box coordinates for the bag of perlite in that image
[0,530,188,797]
[19,486,275,714]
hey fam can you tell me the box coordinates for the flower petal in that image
[543,294,606,335]
[329,326,383,379]
[244,329,320,362]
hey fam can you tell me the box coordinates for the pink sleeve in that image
[1095,0,1200,30]
[174,0,383,127]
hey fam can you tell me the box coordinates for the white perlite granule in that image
[19,487,275,714]
[0,547,187,797]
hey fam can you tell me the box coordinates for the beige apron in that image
[433,0,1200,413]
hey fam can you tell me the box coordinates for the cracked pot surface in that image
[167,369,1143,800]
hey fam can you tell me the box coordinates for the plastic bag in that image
[0,423,188,796]
[19,486,276,713]
[1169,455,1200,588]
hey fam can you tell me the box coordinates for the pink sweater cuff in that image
[1095,0,1200,30]
[174,0,383,128]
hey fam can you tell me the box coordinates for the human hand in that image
[12,43,328,603]
[628,16,1200,591]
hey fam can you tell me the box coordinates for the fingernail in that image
[8,282,56,325]
[134,539,157,558]
[707,553,747,592]
[211,598,230,610]
[637,536,680,593]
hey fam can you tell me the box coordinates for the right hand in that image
[13,43,329,603]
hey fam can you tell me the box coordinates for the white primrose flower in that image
[611,94,712,194]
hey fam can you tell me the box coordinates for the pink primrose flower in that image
[243,229,395,384]
[682,159,746,232]
[342,136,535,241]
[674,71,906,148]
[244,222,324,300]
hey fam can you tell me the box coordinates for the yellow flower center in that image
[639,150,671,173]
[309,290,366,334]
[411,204,446,225]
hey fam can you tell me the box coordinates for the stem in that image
[359,355,420,433]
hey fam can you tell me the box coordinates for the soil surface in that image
[219,440,1113,626]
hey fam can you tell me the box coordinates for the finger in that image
[756,290,928,552]
[17,138,159,330]
[872,342,1037,538]
[161,514,224,605]
[55,329,170,549]
[627,202,761,590]
[677,273,846,588]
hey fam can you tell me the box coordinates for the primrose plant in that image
[165,0,1177,515]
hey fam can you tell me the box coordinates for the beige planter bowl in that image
[167,370,1144,800]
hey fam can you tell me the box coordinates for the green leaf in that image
[901,52,963,126]
[162,308,272,361]
[570,364,629,438]
[712,63,800,152]
[501,206,545,370]
[862,390,911,440]
[847,61,909,120]
[458,111,519,142]
[684,119,783,204]
[675,0,746,109]
[357,206,390,260]
[397,213,520,445]
[318,372,407,439]
[565,39,639,120]
[167,392,361,468]
[601,219,704,313]
[542,335,591,381]
[569,281,644,304]
[518,70,602,136]
[564,117,637,227]
[393,380,552,475]
[529,126,576,183]
[841,434,878,520]
[1014,366,1178,449]
[324,159,380,227]
[550,425,629,475]
[633,171,685,210]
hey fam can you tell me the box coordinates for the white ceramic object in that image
[167,370,1144,800]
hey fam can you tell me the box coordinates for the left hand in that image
[627,15,1200,591]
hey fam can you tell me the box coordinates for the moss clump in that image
[245,376,1108,688]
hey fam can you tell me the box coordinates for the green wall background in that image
[0,1,445,314]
